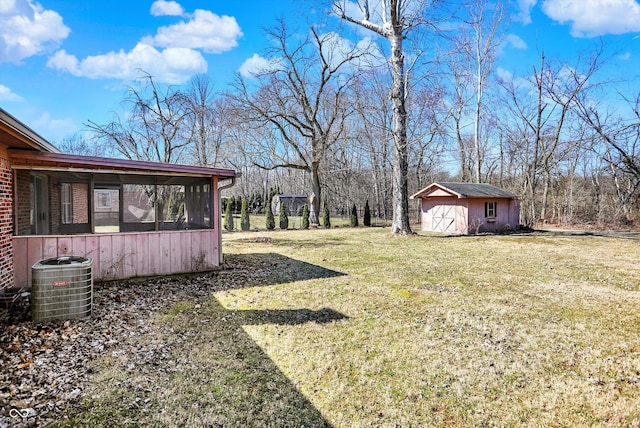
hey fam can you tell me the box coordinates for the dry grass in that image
[57,228,640,427]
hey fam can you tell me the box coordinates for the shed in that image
[272,194,308,216]
[0,108,237,291]
[410,182,520,234]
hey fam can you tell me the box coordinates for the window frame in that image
[485,201,497,219]
[96,191,112,209]
[61,183,73,224]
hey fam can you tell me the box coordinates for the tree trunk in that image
[389,30,412,235]
[473,60,483,183]
[309,163,321,225]
[541,170,550,222]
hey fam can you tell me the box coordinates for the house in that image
[0,108,237,291]
[272,194,308,216]
[410,182,520,234]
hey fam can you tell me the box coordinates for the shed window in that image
[485,201,497,218]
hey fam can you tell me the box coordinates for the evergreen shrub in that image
[279,202,289,230]
[322,205,331,228]
[224,198,234,231]
[266,196,275,230]
[240,198,250,231]
[364,200,371,226]
[350,204,359,227]
[301,204,309,229]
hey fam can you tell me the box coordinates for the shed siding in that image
[418,193,519,234]
[421,197,469,234]
[13,229,220,288]
[466,198,514,232]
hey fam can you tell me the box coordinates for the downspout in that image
[217,176,237,265]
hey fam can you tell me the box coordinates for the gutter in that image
[217,176,238,265]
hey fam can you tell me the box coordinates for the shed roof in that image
[411,182,518,200]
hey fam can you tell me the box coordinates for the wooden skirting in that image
[13,229,220,288]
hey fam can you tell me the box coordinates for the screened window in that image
[61,183,72,224]
[60,182,90,232]
[20,170,214,235]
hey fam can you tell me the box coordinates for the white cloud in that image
[150,0,184,17]
[0,0,69,63]
[619,52,631,60]
[505,34,528,50]
[31,111,77,142]
[46,4,242,83]
[496,67,514,84]
[542,0,640,37]
[516,0,538,24]
[149,9,242,54]
[47,43,207,84]
[238,54,282,78]
[0,83,24,101]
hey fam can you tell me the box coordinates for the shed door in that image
[431,204,456,233]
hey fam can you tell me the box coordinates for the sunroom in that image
[10,150,236,288]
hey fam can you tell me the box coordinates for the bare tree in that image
[335,0,447,234]
[182,74,231,167]
[231,21,368,224]
[351,69,394,220]
[574,90,640,221]
[442,0,507,183]
[56,133,112,157]
[86,72,190,164]
[498,50,601,225]
[467,0,507,183]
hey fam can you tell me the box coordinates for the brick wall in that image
[72,183,89,223]
[0,146,13,289]
[49,177,60,234]
[15,170,30,236]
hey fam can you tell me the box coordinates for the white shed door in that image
[431,204,456,233]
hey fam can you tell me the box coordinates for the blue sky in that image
[1,0,639,144]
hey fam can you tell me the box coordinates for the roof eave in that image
[0,108,60,153]
[410,183,464,199]
[8,150,238,178]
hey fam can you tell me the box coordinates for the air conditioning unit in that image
[31,256,93,323]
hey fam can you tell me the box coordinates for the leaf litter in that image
[0,256,260,427]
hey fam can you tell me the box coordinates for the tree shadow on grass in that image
[55,254,344,427]
[535,228,640,240]
[234,307,347,326]
[222,252,346,288]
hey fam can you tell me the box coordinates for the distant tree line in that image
[65,1,640,230]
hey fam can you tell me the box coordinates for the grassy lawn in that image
[58,228,640,427]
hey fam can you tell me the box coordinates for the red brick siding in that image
[0,147,13,289]
[72,183,89,223]
[15,170,30,236]
[49,177,60,234]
